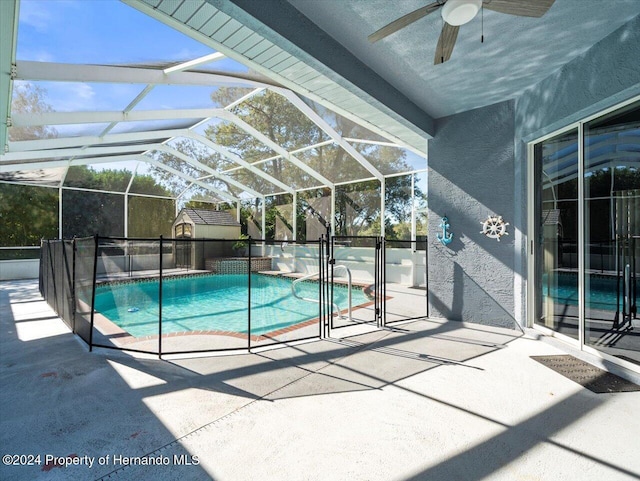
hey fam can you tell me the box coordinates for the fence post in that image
[159,235,163,357]
[319,235,325,338]
[248,236,252,350]
[39,239,44,297]
[382,236,386,326]
[375,237,380,328]
[318,237,323,339]
[425,237,430,319]
[72,237,76,333]
[89,235,99,352]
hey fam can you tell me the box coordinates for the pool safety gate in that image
[40,234,425,356]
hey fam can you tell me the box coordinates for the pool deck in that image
[2,279,640,481]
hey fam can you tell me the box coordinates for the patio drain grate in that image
[530,355,640,394]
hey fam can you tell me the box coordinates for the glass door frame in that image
[527,94,640,375]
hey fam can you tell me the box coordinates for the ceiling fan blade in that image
[483,0,555,18]
[368,1,442,43]
[434,23,459,65]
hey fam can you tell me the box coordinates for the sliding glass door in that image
[584,102,640,363]
[534,127,580,339]
[533,100,640,367]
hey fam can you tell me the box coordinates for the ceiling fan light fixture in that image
[441,0,482,26]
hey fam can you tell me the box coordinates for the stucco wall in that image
[428,100,517,328]
[427,15,640,330]
[515,15,640,144]
[511,14,640,325]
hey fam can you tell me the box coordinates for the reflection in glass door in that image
[584,102,640,365]
[533,100,640,368]
[534,128,580,340]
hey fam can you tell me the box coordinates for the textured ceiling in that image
[287,0,640,119]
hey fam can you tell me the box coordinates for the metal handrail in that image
[333,265,353,320]
[291,265,353,321]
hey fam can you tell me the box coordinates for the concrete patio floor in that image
[1,279,639,481]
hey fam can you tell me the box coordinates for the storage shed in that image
[173,208,240,239]
[172,208,241,269]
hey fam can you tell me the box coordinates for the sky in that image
[14,0,427,176]
[16,0,250,115]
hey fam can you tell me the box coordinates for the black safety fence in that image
[40,239,74,330]
[330,236,385,329]
[40,233,430,355]
[74,237,95,345]
[248,238,323,349]
[40,235,332,355]
[383,238,429,324]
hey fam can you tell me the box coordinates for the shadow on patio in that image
[2,280,639,481]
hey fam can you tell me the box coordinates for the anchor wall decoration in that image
[437,216,453,246]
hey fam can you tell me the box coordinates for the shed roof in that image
[181,208,240,227]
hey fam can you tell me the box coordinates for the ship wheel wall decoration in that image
[480,215,509,241]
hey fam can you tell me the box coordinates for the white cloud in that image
[19,1,54,32]
[33,50,55,62]
[19,0,83,32]
[74,83,96,101]
[48,82,97,111]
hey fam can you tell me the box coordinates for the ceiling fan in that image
[368,0,556,65]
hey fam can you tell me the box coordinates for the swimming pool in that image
[544,273,638,311]
[93,273,370,337]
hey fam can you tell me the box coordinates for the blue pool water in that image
[93,274,370,337]
[545,273,638,311]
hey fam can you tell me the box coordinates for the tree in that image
[0,83,60,247]
[145,88,424,240]
[207,89,423,239]
[61,166,175,238]
[8,82,58,141]
[0,184,58,247]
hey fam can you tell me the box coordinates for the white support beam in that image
[411,173,416,243]
[262,199,266,243]
[164,52,226,74]
[380,177,385,237]
[11,108,226,127]
[122,0,430,155]
[344,138,399,147]
[7,129,186,152]
[99,84,156,137]
[145,157,239,203]
[292,190,297,241]
[0,143,152,162]
[275,88,384,182]
[217,110,334,189]
[224,87,265,111]
[331,187,336,236]
[0,153,143,171]
[154,144,263,198]
[16,60,270,89]
[0,159,69,172]
[8,127,293,195]
[180,131,293,194]
[0,153,235,204]
[125,162,139,195]
[0,0,18,152]
[245,140,335,169]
